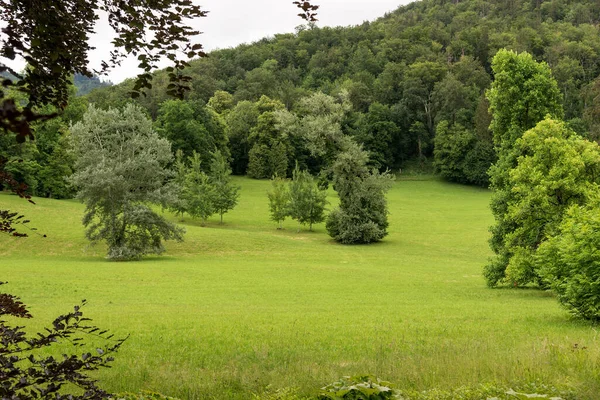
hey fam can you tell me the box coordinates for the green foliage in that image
[318,375,400,400]
[1,283,125,399]
[288,164,328,232]
[114,391,181,400]
[351,102,400,170]
[485,118,600,286]
[209,150,241,224]
[246,97,289,178]
[70,104,184,261]
[485,50,565,287]
[182,151,216,226]
[226,100,260,175]
[252,386,309,400]
[487,50,563,152]
[538,202,600,321]
[326,143,394,244]
[267,176,290,229]
[433,121,495,187]
[208,90,235,114]
[155,99,229,167]
[80,0,600,180]
[74,73,113,96]
[0,88,85,199]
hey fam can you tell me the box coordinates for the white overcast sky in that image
[3,0,415,83]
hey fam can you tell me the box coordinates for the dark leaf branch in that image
[293,1,319,22]
[0,284,126,399]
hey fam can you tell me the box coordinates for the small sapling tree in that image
[288,164,328,232]
[184,151,216,226]
[70,104,185,261]
[167,150,190,221]
[209,150,240,224]
[267,176,290,229]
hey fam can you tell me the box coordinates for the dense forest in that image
[4,0,600,197]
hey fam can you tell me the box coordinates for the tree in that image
[275,92,352,175]
[488,118,600,286]
[1,0,208,141]
[225,100,261,175]
[167,150,190,220]
[484,50,563,287]
[267,176,290,229]
[433,120,495,187]
[208,90,235,114]
[182,151,215,226]
[70,104,184,261]
[287,164,328,232]
[155,99,229,165]
[246,97,289,178]
[209,150,240,224]
[537,201,600,321]
[351,102,400,170]
[326,143,394,244]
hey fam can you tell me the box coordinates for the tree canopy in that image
[70,104,184,260]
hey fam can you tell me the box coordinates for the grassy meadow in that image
[1,176,599,399]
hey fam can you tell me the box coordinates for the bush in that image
[318,375,399,400]
[538,203,600,321]
[319,377,571,400]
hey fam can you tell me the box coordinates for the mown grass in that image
[1,177,599,399]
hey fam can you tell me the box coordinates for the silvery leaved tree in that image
[326,143,394,244]
[70,104,184,261]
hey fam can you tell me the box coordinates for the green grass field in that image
[1,177,599,399]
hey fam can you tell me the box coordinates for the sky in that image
[2,0,415,83]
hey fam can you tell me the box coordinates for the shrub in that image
[538,203,600,321]
[318,375,400,400]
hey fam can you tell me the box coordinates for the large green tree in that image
[70,104,184,261]
[484,50,563,287]
[538,201,600,321]
[494,118,600,286]
[155,99,229,166]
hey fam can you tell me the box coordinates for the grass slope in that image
[1,177,599,399]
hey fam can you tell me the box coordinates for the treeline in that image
[83,0,600,184]
[3,0,600,198]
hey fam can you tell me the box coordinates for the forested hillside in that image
[73,73,112,96]
[86,0,600,184]
[5,0,600,199]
